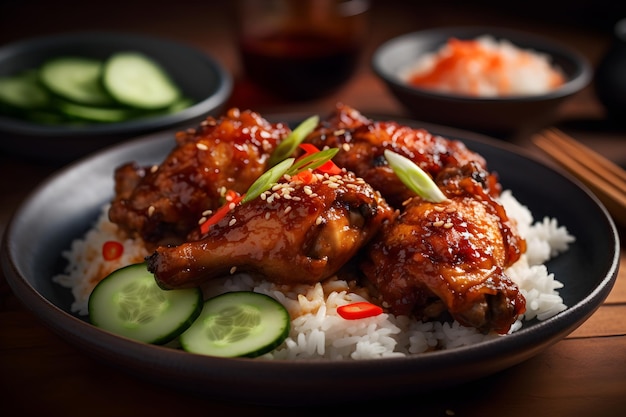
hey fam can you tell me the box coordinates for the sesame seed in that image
[434,205,445,212]
[228,218,237,226]
[150,165,158,173]
[198,216,207,225]
[342,143,350,152]
[315,216,323,225]
[230,266,237,274]
[433,220,445,227]
[265,212,271,220]
[284,206,292,214]
[196,143,209,151]
[444,222,453,229]
[202,209,213,216]
[148,206,155,216]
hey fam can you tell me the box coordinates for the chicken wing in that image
[306,104,499,208]
[108,108,291,247]
[147,170,395,289]
[360,162,526,334]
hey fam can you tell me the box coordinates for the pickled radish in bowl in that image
[401,36,566,97]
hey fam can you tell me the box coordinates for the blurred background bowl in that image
[0,31,232,163]
[372,26,592,136]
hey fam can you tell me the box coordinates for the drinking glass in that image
[235,0,370,100]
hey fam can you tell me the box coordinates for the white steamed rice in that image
[53,189,574,360]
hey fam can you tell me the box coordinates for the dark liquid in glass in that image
[240,31,360,100]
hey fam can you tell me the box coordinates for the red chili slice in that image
[298,143,342,175]
[199,192,245,235]
[337,302,383,320]
[290,169,314,184]
[102,241,124,261]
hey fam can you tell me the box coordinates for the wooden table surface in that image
[1,1,625,416]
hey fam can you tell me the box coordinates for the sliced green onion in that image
[384,149,448,203]
[287,147,339,175]
[268,115,319,167]
[241,146,340,205]
[242,157,294,204]
[201,141,340,233]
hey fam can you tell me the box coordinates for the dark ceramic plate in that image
[1,115,619,406]
[0,31,232,162]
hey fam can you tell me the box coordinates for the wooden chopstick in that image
[539,128,626,190]
[532,128,626,227]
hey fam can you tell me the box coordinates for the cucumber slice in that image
[40,57,115,106]
[56,99,137,123]
[88,263,203,344]
[103,52,181,110]
[180,291,291,358]
[0,70,50,110]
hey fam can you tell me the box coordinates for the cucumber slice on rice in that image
[103,52,181,110]
[180,291,291,358]
[88,263,203,345]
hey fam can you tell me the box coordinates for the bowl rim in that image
[371,26,593,103]
[0,30,233,136]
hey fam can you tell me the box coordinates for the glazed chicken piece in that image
[306,104,499,208]
[360,162,526,334]
[109,108,291,247]
[147,170,395,289]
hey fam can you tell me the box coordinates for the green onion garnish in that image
[268,115,319,167]
[384,149,448,203]
[242,157,295,204]
[242,146,339,204]
[201,142,339,233]
[287,147,339,175]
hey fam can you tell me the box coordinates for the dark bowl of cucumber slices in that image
[0,31,232,163]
